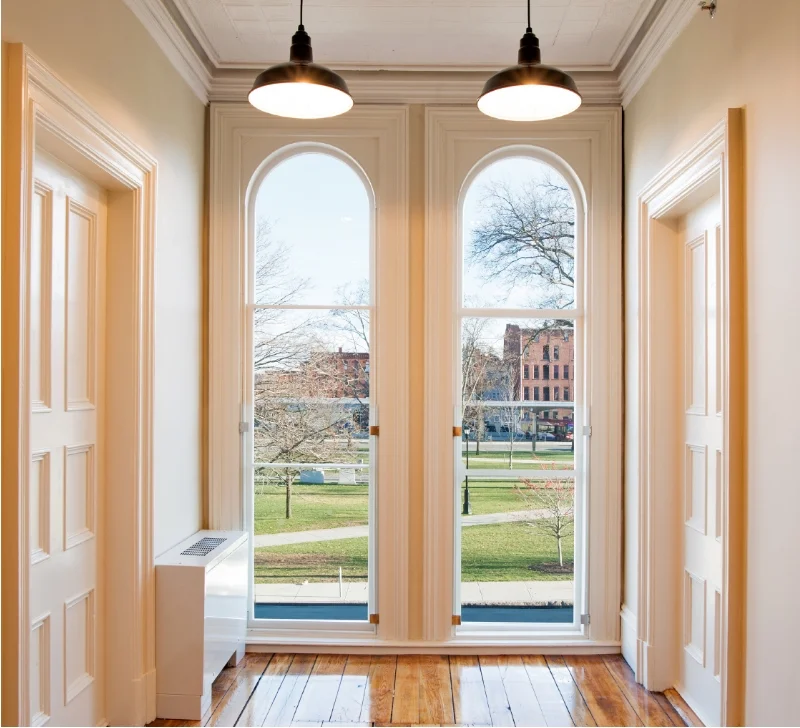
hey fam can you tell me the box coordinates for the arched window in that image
[457,153,583,627]
[248,149,374,622]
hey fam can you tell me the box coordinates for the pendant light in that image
[249,0,353,119]
[478,0,582,122]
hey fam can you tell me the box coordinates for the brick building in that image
[503,324,575,428]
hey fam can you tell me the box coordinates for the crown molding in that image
[121,0,212,102]
[209,69,622,106]
[125,0,701,110]
[618,0,697,107]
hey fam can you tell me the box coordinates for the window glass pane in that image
[462,157,576,309]
[461,317,575,473]
[254,153,370,306]
[459,476,575,623]
[253,308,370,617]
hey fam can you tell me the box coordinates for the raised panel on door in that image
[29,151,106,727]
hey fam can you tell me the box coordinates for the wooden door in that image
[680,194,723,726]
[29,151,106,726]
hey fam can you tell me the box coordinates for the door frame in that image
[2,45,157,726]
[634,109,745,725]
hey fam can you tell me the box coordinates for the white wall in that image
[624,2,800,724]
[2,0,206,556]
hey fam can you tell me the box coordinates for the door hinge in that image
[452,614,462,626]
[369,613,380,625]
[583,425,592,437]
[369,425,380,436]
[580,613,590,626]
[239,421,250,434]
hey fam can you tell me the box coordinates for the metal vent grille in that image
[181,536,227,557]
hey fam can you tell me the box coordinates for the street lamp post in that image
[462,426,472,515]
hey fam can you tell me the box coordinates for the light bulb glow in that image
[248,81,353,119]
[478,83,582,122]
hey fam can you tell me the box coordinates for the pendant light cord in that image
[526,0,532,33]
[299,0,304,28]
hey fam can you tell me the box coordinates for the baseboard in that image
[246,641,622,655]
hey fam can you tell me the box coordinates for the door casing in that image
[1,45,158,726]
[633,109,746,726]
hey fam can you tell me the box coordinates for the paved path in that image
[254,580,573,606]
[252,508,549,548]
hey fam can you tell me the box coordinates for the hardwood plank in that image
[477,656,514,727]
[360,655,397,725]
[391,655,421,725]
[545,656,597,727]
[329,655,372,723]
[294,655,348,723]
[663,689,704,728]
[419,655,455,726]
[653,693,687,727]
[206,653,272,727]
[497,656,547,727]
[235,653,293,727]
[262,653,317,726]
[603,656,673,727]
[449,655,491,727]
[562,656,642,727]
[522,656,575,727]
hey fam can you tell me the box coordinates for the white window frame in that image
[424,107,622,645]
[208,104,409,644]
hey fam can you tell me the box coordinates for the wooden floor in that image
[149,654,702,728]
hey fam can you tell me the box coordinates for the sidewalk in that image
[252,508,550,548]
[254,579,573,606]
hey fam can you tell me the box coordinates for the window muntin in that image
[251,151,374,622]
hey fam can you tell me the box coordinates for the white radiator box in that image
[155,530,248,720]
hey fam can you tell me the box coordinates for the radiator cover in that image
[155,530,248,719]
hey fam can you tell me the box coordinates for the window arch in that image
[244,146,377,623]
[455,148,586,629]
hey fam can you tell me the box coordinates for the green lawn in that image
[253,478,563,534]
[254,522,573,584]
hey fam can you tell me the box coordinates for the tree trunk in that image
[557,535,563,567]
[285,472,293,519]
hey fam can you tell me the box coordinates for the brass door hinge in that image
[453,426,462,437]
[369,613,380,624]
[452,614,462,626]
[370,425,380,436]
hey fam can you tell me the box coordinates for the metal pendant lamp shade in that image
[478,1,582,121]
[249,1,353,119]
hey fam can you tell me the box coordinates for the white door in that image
[29,151,106,727]
[679,194,723,726]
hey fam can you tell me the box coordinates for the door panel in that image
[29,152,106,727]
[680,195,722,726]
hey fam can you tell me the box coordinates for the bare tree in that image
[468,176,576,308]
[516,473,575,569]
[461,317,493,454]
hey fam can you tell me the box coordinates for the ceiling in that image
[170,0,658,70]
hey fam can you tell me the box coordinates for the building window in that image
[544,386,551,401]
[534,387,540,401]
[564,365,569,380]
[553,365,559,379]
[543,344,550,361]
[554,387,560,401]
[523,386,530,401]
[523,364,530,379]
[543,365,550,380]
[534,364,540,379]
[554,346,560,361]
[564,387,570,401]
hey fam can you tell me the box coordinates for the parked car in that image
[537,432,556,441]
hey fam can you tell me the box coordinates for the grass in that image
[252,478,566,534]
[253,522,573,584]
